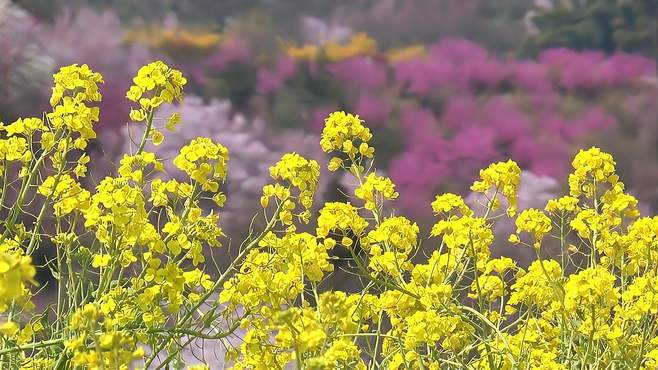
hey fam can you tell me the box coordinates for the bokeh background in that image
[2,0,657,239]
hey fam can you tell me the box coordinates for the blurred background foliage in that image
[524,0,656,58]
[15,0,535,51]
[2,0,656,230]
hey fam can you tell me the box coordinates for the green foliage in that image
[524,0,657,57]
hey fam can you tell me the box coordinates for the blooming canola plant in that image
[0,62,656,369]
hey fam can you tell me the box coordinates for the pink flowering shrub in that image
[245,38,656,216]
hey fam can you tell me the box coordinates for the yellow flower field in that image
[0,62,656,369]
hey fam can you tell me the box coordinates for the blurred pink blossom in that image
[307,105,338,133]
[540,48,656,89]
[481,98,532,142]
[205,37,251,72]
[256,56,298,94]
[510,61,552,93]
[354,94,391,124]
[326,57,387,89]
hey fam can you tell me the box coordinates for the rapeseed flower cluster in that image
[173,137,229,192]
[321,110,374,172]
[471,159,521,216]
[48,64,103,147]
[0,240,35,312]
[127,60,187,111]
[510,208,553,250]
[37,175,91,216]
[127,60,188,149]
[262,152,320,224]
[431,192,474,217]
[0,62,656,370]
[569,147,617,198]
[355,173,399,211]
[316,202,369,248]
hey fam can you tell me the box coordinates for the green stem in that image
[151,317,242,370]
[1,150,48,240]
[135,109,155,155]
[0,338,65,357]
[143,203,282,368]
